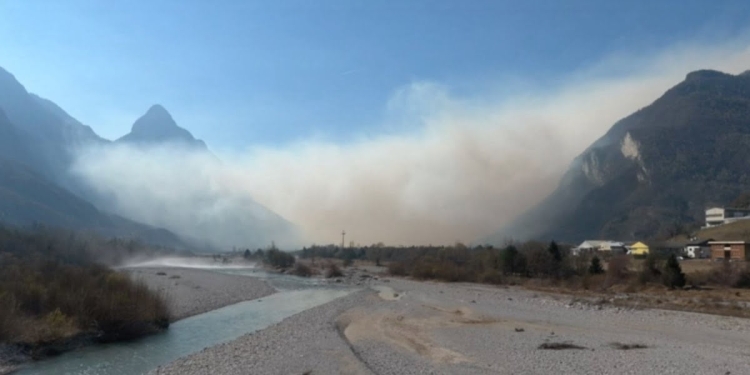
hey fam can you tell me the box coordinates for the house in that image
[572,240,626,255]
[608,242,627,254]
[708,241,750,261]
[572,240,606,255]
[650,241,686,257]
[685,238,713,259]
[705,207,750,227]
[628,241,649,256]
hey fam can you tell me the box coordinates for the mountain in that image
[0,67,106,181]
[490,69,750,244]
[0,158,187,249]
[0,108,33,165]
[0,65,299,250]
[106,105,300,249]
[0,68,190,248]
[116,104,208,149]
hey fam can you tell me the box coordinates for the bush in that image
[477,270,503,285]
[524,243,557,278]
[588,256,604,275]
[662,254,686,289]
[387,262,408,276]
[292,263,313,277]
[342,258,353,267]
[639,253,662,284]
[605,255,630,286]
[325,263,344,278]
[0,262,170,344]
[265,248,295,269]
[500,245,527,276]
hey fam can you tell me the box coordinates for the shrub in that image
[605,255,630,286]
[638,253,662,284]
[588,256,604,275]
[411,258,436,279]
[387,262,408,276]
[524,243,557,278]
[265,248,295,269]
[292,263,313,277]
[325,263,343,278]
[500,245,526,276]
[662,254,686,289]
[477,270,503,284]
[342,258,353,267]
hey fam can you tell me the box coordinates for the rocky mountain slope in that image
[490,69,750,243]
[0,66,298,250]
[0,68,106,181]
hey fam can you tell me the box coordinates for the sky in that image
[1,1,749,150]
[5,1,750,247]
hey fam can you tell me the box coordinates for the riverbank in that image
[125,267,277,321]
[0,266,275,373]
[155,273,750,374]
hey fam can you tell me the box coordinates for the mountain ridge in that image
[0,65,300,250]
[489,68,750,244]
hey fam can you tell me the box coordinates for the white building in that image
[705,207,750,228]
[684,238,712,259]
[572,240,626,255]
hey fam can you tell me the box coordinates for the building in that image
[628,241,650,256]
[572,240,606,255]
[650,241,686,257]
[708,241,750,261]
[572,240,626,255]
[685,238,713,259]
[705,207,750,227]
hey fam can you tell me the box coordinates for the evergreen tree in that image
[662,254,686,289]
[548,241,562,262]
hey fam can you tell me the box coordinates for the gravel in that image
[125,267,276,321]
[151,289,377,375]
[153,273,750,375]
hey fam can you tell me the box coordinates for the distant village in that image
[573,207,750,261]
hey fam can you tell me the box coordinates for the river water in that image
[16,268,353,375]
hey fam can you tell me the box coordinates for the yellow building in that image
[629,241,650,256]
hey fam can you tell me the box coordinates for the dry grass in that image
[672,220,750,242]
[522,260,750,319]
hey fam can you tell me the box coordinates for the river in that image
[16,268,353,375]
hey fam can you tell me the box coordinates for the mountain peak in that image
[117,105,207,149]
[132,104,177,133]
[143,103,171,118]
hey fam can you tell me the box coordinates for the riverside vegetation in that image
[299,242,750,291]
[0,225,172,360]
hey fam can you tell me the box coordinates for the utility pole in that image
[341,230,346,248]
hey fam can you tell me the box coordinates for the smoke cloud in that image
[71,38,750,247]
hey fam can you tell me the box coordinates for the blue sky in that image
[1,0,749,150]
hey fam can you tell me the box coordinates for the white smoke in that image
[72,38,750,247]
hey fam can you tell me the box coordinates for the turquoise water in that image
[16,270,351,375]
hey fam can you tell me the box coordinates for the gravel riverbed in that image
[152,271,750,375]
[126,267,276,321]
